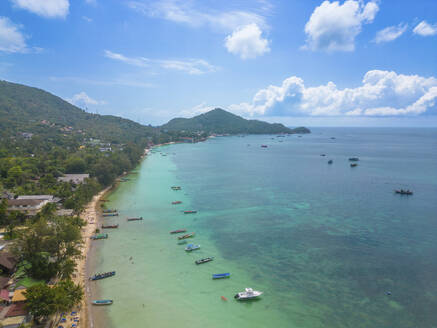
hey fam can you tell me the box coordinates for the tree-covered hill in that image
[161,108,310,134]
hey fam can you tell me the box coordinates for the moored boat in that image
[102,209,117,213]
[91,233,108,240]
[185,244,200,252]
[178,240,188,245]
[171,186,181,190]
[195,257,214,265]
[183,210,197,214]
[234,288,263,300]
[395,189,413,195]
[172,201,182,205]
[170,229,187,234]
[350,163,358,167]
[261,145,268,148]
[212,273,230,279]
[127,217,143,221]
[349,157,359,161]
[102,213,118,217]
[89,271,115,281]
[178,233,195,240]
[92,300,113,306]
[102,224,119,229]
[328,160,333,164]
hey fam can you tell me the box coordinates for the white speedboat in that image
[234,288,263,300]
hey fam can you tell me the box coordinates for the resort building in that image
[57,174,90,184]
[7,198,49,216]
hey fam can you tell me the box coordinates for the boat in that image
[177,240,188,245]
[102,224,119,229]
[170,229,187,234]
[89,271,115,281]
[221,296,228,301]
[92,300,113,306]
[328,160,333,164]
[183,210,197,214]
[171,186,181,190]
[91,233,108,240]
[172,201,182,205]
[234,288,263,300]
[102,209,117,213]
[261,145,268,148]
[185,244,200,252]
[195,257,214,265]
[320,154,326,156]
[127,217,143,221]
[212,273,230,279]
[395,189,413,195]
[102,213,118,217]
[349,157,359,161]
[178,233,195,240]
[350,163,358,167]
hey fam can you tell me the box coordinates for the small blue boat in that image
[185,244,200,252]
[92,300,113,305]
[212,273,230,279]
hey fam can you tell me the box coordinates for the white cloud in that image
[85,0,97,5]
[374,23,407,43]
[82,16,93,22]
[229,70,437,117]
[0,17,27,53]
[179,102,217,117]
[303,0,379,52]
[10,0,69,18]
[225,23,270,59]
[67,92,106,107]
[413,20,437,37]
[104,50,218,75]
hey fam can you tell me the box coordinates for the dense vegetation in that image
[161,108,311,134]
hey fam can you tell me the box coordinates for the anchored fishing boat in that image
[212,273,230,279]
[91,233,108,240]
[89,271,115,281]
[185,244,200,252]
[234,288,263,300]
[195,257,214,265]
[178,233,195,240]
[170,229,187,234]
[328,160,333,164]
[395,189,413,195]
[350,163,358,167]
[102,224,118,229]
[349,157,359,161]
[172,201,182,205]
[127,217,143,221]
[261,145,268,148]
[171,186,181,190]
[102,213,118,217]
[92,300,113,306]
[177,240,188,245]
[183,210,197,214]
[102,209,117,213]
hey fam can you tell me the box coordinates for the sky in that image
[0,0,437,127]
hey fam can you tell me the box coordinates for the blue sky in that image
[0,0,437,126]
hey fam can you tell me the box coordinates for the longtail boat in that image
[127,217,143,221]
[92,300,113,306]
[170,229,186,234]
[171,186,181,190]
[183,210,197,214]
[195,257,214,265]
[261,145,268,148]
[177,240,188,245]
[172,201,182,205]
[91,233,108,240]
[102,209,117,213]
[395,189,413,195]
[349,157,359,161]
[102,224,119,229]
[102,213,118,217]
[212,273,230,279]
[89,271,115,281]
[185,244,200,252]
[350,163,358,167]
[178,233,195,240]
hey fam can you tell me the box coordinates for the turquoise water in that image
[92,128,437,328]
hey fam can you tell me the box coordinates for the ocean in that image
[89,127,437,328]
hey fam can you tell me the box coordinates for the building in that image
[0,253,17,275]
[16,195,54,202]
[57,174,90,184]
[7,199,49,216]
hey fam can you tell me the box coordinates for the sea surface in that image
[90,128,437,328]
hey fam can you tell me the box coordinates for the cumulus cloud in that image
[374,23,407,43]
[104,50,218,75]
[303,0,379,52]
[67,92,106,107]
[225,24,270,59]
[10,0,69,18]
[0,17,27,53]
[413,20,437,37]
[229,70,437,117]
[179,102,217,117]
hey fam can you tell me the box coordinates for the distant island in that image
[161,108,310,135]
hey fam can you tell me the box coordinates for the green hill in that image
[161,108,310,134]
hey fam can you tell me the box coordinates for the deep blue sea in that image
[93,128,437,328]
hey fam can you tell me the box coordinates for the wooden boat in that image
[261,145,268,148]
[183,210,197,214]
[127,217,143,221]
[102,213,118,217]
[349,157,359,161]
[195,257,214,265]
[178,240,188,245]
[92,300,113,306]
[89,271,115,281]
[395,189,413,195]
[178,233,195,240]
[172,201,182,205]
[212,273,230,279]
[171,186,181,190]
[350,163,358,167]
[320,154,326,156]
[328,160,333,164]
[185,244,200,252]
[102,209,117,213]
[170,229,187,234]
[102,224,119,229]
[91,233,108,240]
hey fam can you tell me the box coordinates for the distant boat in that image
[234,288,262,300]
[127,217,143,221]
[261,145,268,148]
[91,233,108,240]
[171,186,181,190]
[102,224,119,229]
[328,160,333,164]
[92,300,113,306]
[178,233,195,240]
[102,209,117,213]
[395,189,413,195]
[350,163,358,167]
[177,240,188,245]
[172,201,182,205]
[349,157,359,161]
[89,271,115,281]
[320,154,326,156]
[195,257,214,265]
[330,137,336,140]
[102,212,118,217]
[170,229,187,234]
[212,273,230,279]
[185,244,200,252]
[183,210,197,214]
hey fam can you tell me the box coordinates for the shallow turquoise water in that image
[92,128,437,328]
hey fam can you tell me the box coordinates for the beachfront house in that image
[7,199,49,216]
[57,174,90,184]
